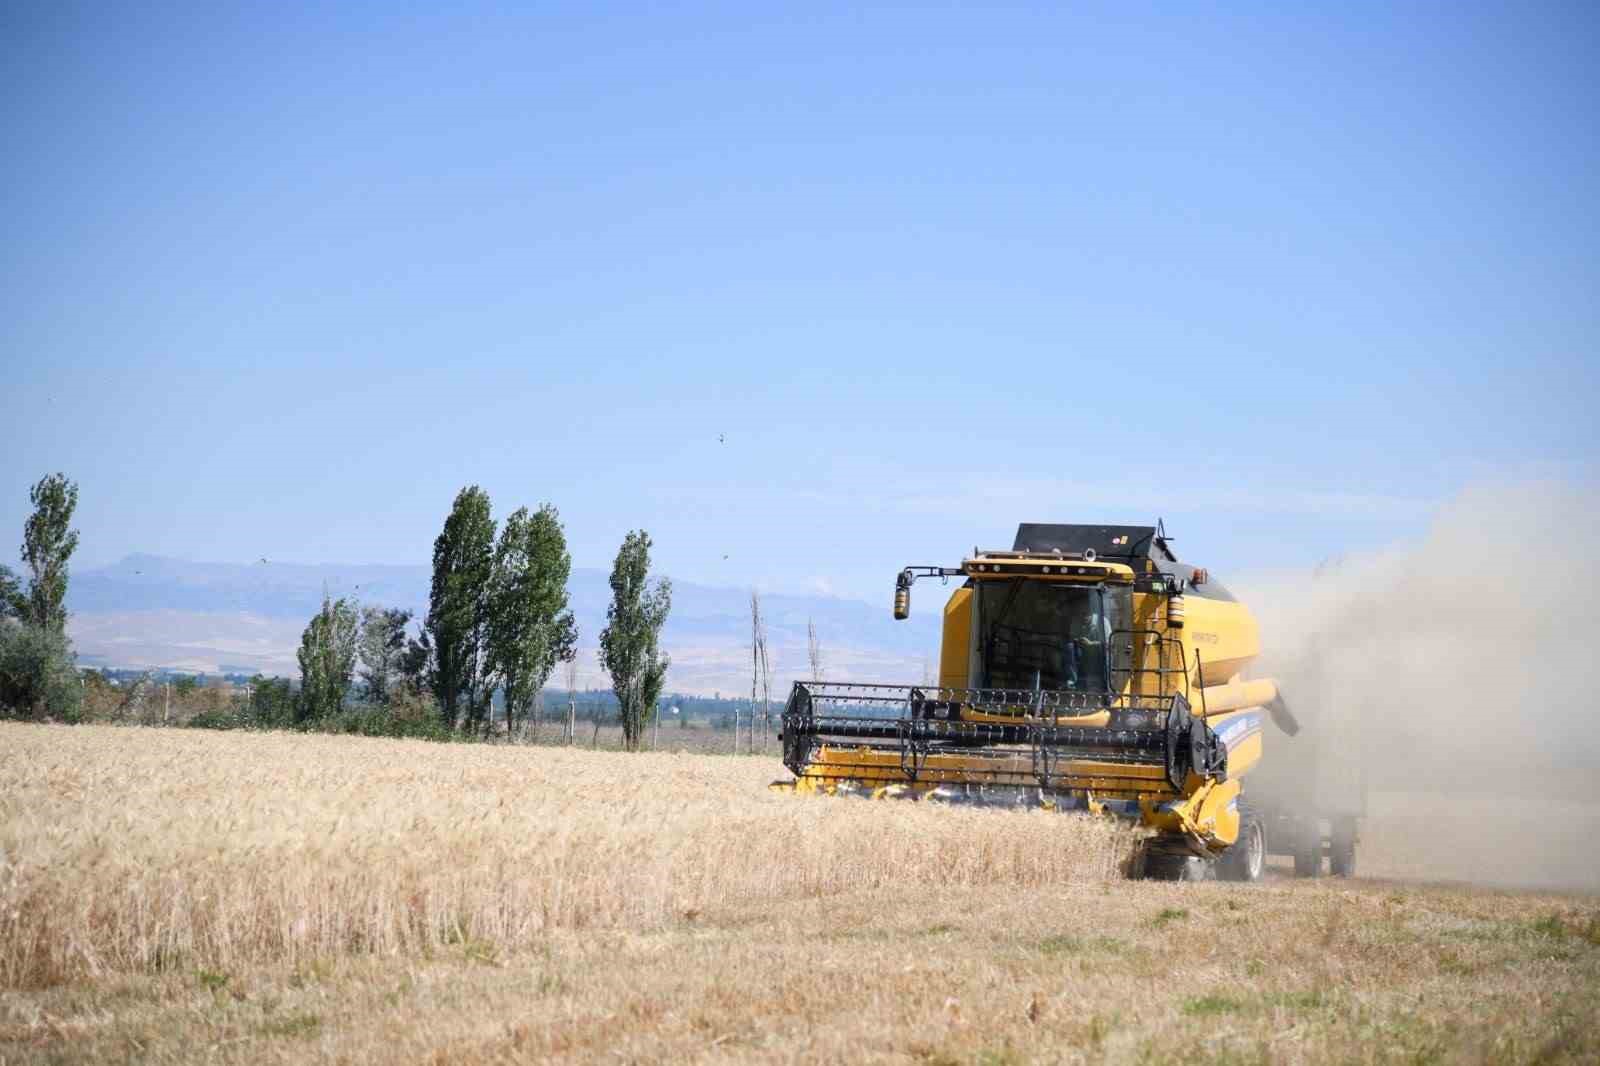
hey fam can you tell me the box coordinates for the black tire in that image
[1330,818,1357,878]
[1217,802,1266,883]
[1142,841,1214,882]
[1292,817,1322,878]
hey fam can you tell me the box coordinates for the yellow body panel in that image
[938,587,972,689]
[1179,594,1260,687]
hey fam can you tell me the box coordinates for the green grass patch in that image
[1529,915,1568,939]
[1039,934,1130,957]
[1038,934,1082,956]
[1182,994,1244,1017]
[1264,989,1331,1011]
[1150,907,1189,928]
[195,969,229,991]
[258,1011,322,1038]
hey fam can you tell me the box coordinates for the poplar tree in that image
[426,486,495,731]
[0,474,81,719]
[598,530,671,751]
[21,473,78,633]
[487,504,578,739]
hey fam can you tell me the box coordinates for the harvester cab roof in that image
[1010,523,1233,601]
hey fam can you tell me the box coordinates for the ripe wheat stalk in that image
[0,723,1136,987]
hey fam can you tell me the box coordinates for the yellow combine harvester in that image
[776,523,1308,881]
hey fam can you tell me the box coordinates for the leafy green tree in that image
[296,595,359,723]
[21,474,79,633]
[358,606,413,704]
[487,504,578,739]
[0,621,80,720]
[0,565,24,619]
[247,674,296,728]
[426,486,496,732]
[399,627,435,697]
[598,530,671,751]
[0,474,81,718]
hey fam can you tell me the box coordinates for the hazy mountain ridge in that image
[65,555,943,694]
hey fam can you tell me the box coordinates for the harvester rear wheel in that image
[1292,818,1323,878]
[1217,804,1265,883]
[1330,818,1357,878]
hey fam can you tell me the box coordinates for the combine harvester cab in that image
[777,523,1306,882]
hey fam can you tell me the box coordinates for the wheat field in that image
[3,723,1598,1065]
[0,723,1134,987]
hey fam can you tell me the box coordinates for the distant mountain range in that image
[65,555,943,696]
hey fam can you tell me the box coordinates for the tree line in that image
[0,476,674,752]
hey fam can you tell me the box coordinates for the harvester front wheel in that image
[1217,805,1265,883]
[1142,841,1214,882]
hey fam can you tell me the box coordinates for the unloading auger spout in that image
[775,522,1336,882]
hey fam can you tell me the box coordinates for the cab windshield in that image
[977,581,1125,693]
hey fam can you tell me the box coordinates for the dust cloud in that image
[1233,481,1600,892]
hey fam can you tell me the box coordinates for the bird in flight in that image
[718,433,725,444]
[258,557,269,565]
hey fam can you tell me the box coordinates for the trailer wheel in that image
[1330,818,1357,878]
[1292,818,1322,878]
[1218,805,1265,883]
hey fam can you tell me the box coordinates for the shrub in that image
[0,620,81,721]
[318,704,455,741]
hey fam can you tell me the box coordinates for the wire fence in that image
[514,706,783,757]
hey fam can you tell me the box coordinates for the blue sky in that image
[3,2,1595,602]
